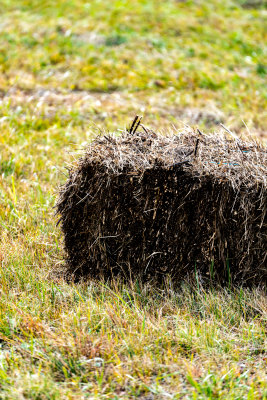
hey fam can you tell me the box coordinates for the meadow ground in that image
[0,0,266,398]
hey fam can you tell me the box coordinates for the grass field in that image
[0,0,266,398]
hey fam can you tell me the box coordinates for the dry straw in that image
[56,118,266,286]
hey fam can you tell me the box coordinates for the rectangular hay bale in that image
[56,128,267,286]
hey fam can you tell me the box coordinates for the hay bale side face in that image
[57,130,267,286]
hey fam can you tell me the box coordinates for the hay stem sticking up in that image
[128,115,142,135]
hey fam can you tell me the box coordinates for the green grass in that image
[0,0,266,398]
[0,275,266,399]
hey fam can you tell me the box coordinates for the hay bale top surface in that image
[78,129,266,190]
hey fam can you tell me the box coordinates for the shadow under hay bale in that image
[56,125,267,287]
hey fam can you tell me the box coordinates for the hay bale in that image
[56,125,267,286]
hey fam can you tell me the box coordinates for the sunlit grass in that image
[0,0,266,133]
[0,267,266,398]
